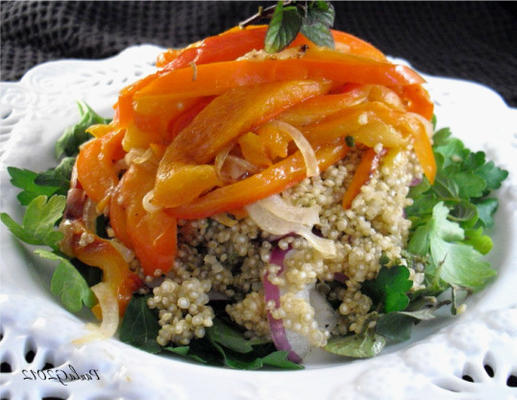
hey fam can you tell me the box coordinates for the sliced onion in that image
[142,190,163,213]
[110,239,135,263]
[214,143,233,182]
[259,194,320,226]
[263,247,303,363]
[73,282,119,345]
[246,200,336,258]
[267,120,319,178]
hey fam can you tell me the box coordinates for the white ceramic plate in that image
[0,46,516,400]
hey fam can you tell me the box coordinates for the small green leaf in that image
[7,167,60,206]
[301,22,334,48]
[375,313,414,344]
[119,296,161,353]
[450,171,486,199]
[306,1,335,26]
[325,330,385,358]
[475,161,508,191]
[474,197,499,228]
[363,266,413,313]
[56,101,110,158]
[265,2,302,53]
[260,351,303,369]
[35,249,96,312]
[1,195,66,250]
[206,318,254,354]
[34,157,76,194]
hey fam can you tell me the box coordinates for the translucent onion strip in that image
[142,190,163,213]
[73,282,119,344]
[245,199,336,258]
[259,194,320,226]
[267,120,319,178]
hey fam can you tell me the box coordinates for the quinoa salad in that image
[2,4,508,369]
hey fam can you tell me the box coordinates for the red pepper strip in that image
[342,148,385,209]
[119,163,177,276]
[134,54,424,101]
[165,143,350,220]
[76,129,125,204]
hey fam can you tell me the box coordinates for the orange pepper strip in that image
[153,80,329,208]
[303,101,436,183]
[278,85,371,126]
[303,107,408,149]
[66,219,141,315]
[134,54,424,101]
[238,132,272,168]
[166,97,215,141]
[257,123,291,160]
[156,25,385,68]
[165,143,350,220]
[400,84,434,121]
[342,148,384,209]
[119,163,177,276]
[76,129,125,204]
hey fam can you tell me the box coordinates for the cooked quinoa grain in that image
[147,147,422,346]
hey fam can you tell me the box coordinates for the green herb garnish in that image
[241,1,335,53]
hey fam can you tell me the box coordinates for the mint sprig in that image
[241,1,335,53]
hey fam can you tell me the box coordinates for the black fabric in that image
[1,1,516,106]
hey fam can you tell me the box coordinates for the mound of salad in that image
[1,1,509,369]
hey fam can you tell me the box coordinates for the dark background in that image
[1,1,516,107]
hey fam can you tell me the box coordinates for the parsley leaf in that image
[55,101,110,158]
[325,330,386,358]
[363,265,413,313]
[409,202,496,291]
[119,295,161,354]
[35,249,96,312]
[1,195,66,250]
[34,157,75,195]
[7,167,60,206]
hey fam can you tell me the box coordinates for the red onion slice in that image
[263,247,303,363]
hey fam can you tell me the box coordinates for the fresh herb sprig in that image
[1,102,110,313]
[241,1,335,53]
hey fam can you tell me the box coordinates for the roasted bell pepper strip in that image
[76,128,125,204]
[134,51,424,101]
[61,185,141,316]
[67,219,142,315]
[122,25,386,126]
[400,84,434,121]
[153,80,329,208]
[342,148,385,209]
[167,80,328,164]
[304,101,436,183]
[165,143,350,220]
[257,123,291,160]
[303,106,408,149]
[119,163,178,276]
[167,97,214,140]
[156,25,385,69]
[239,132,272,168]
[278,85,371,126]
